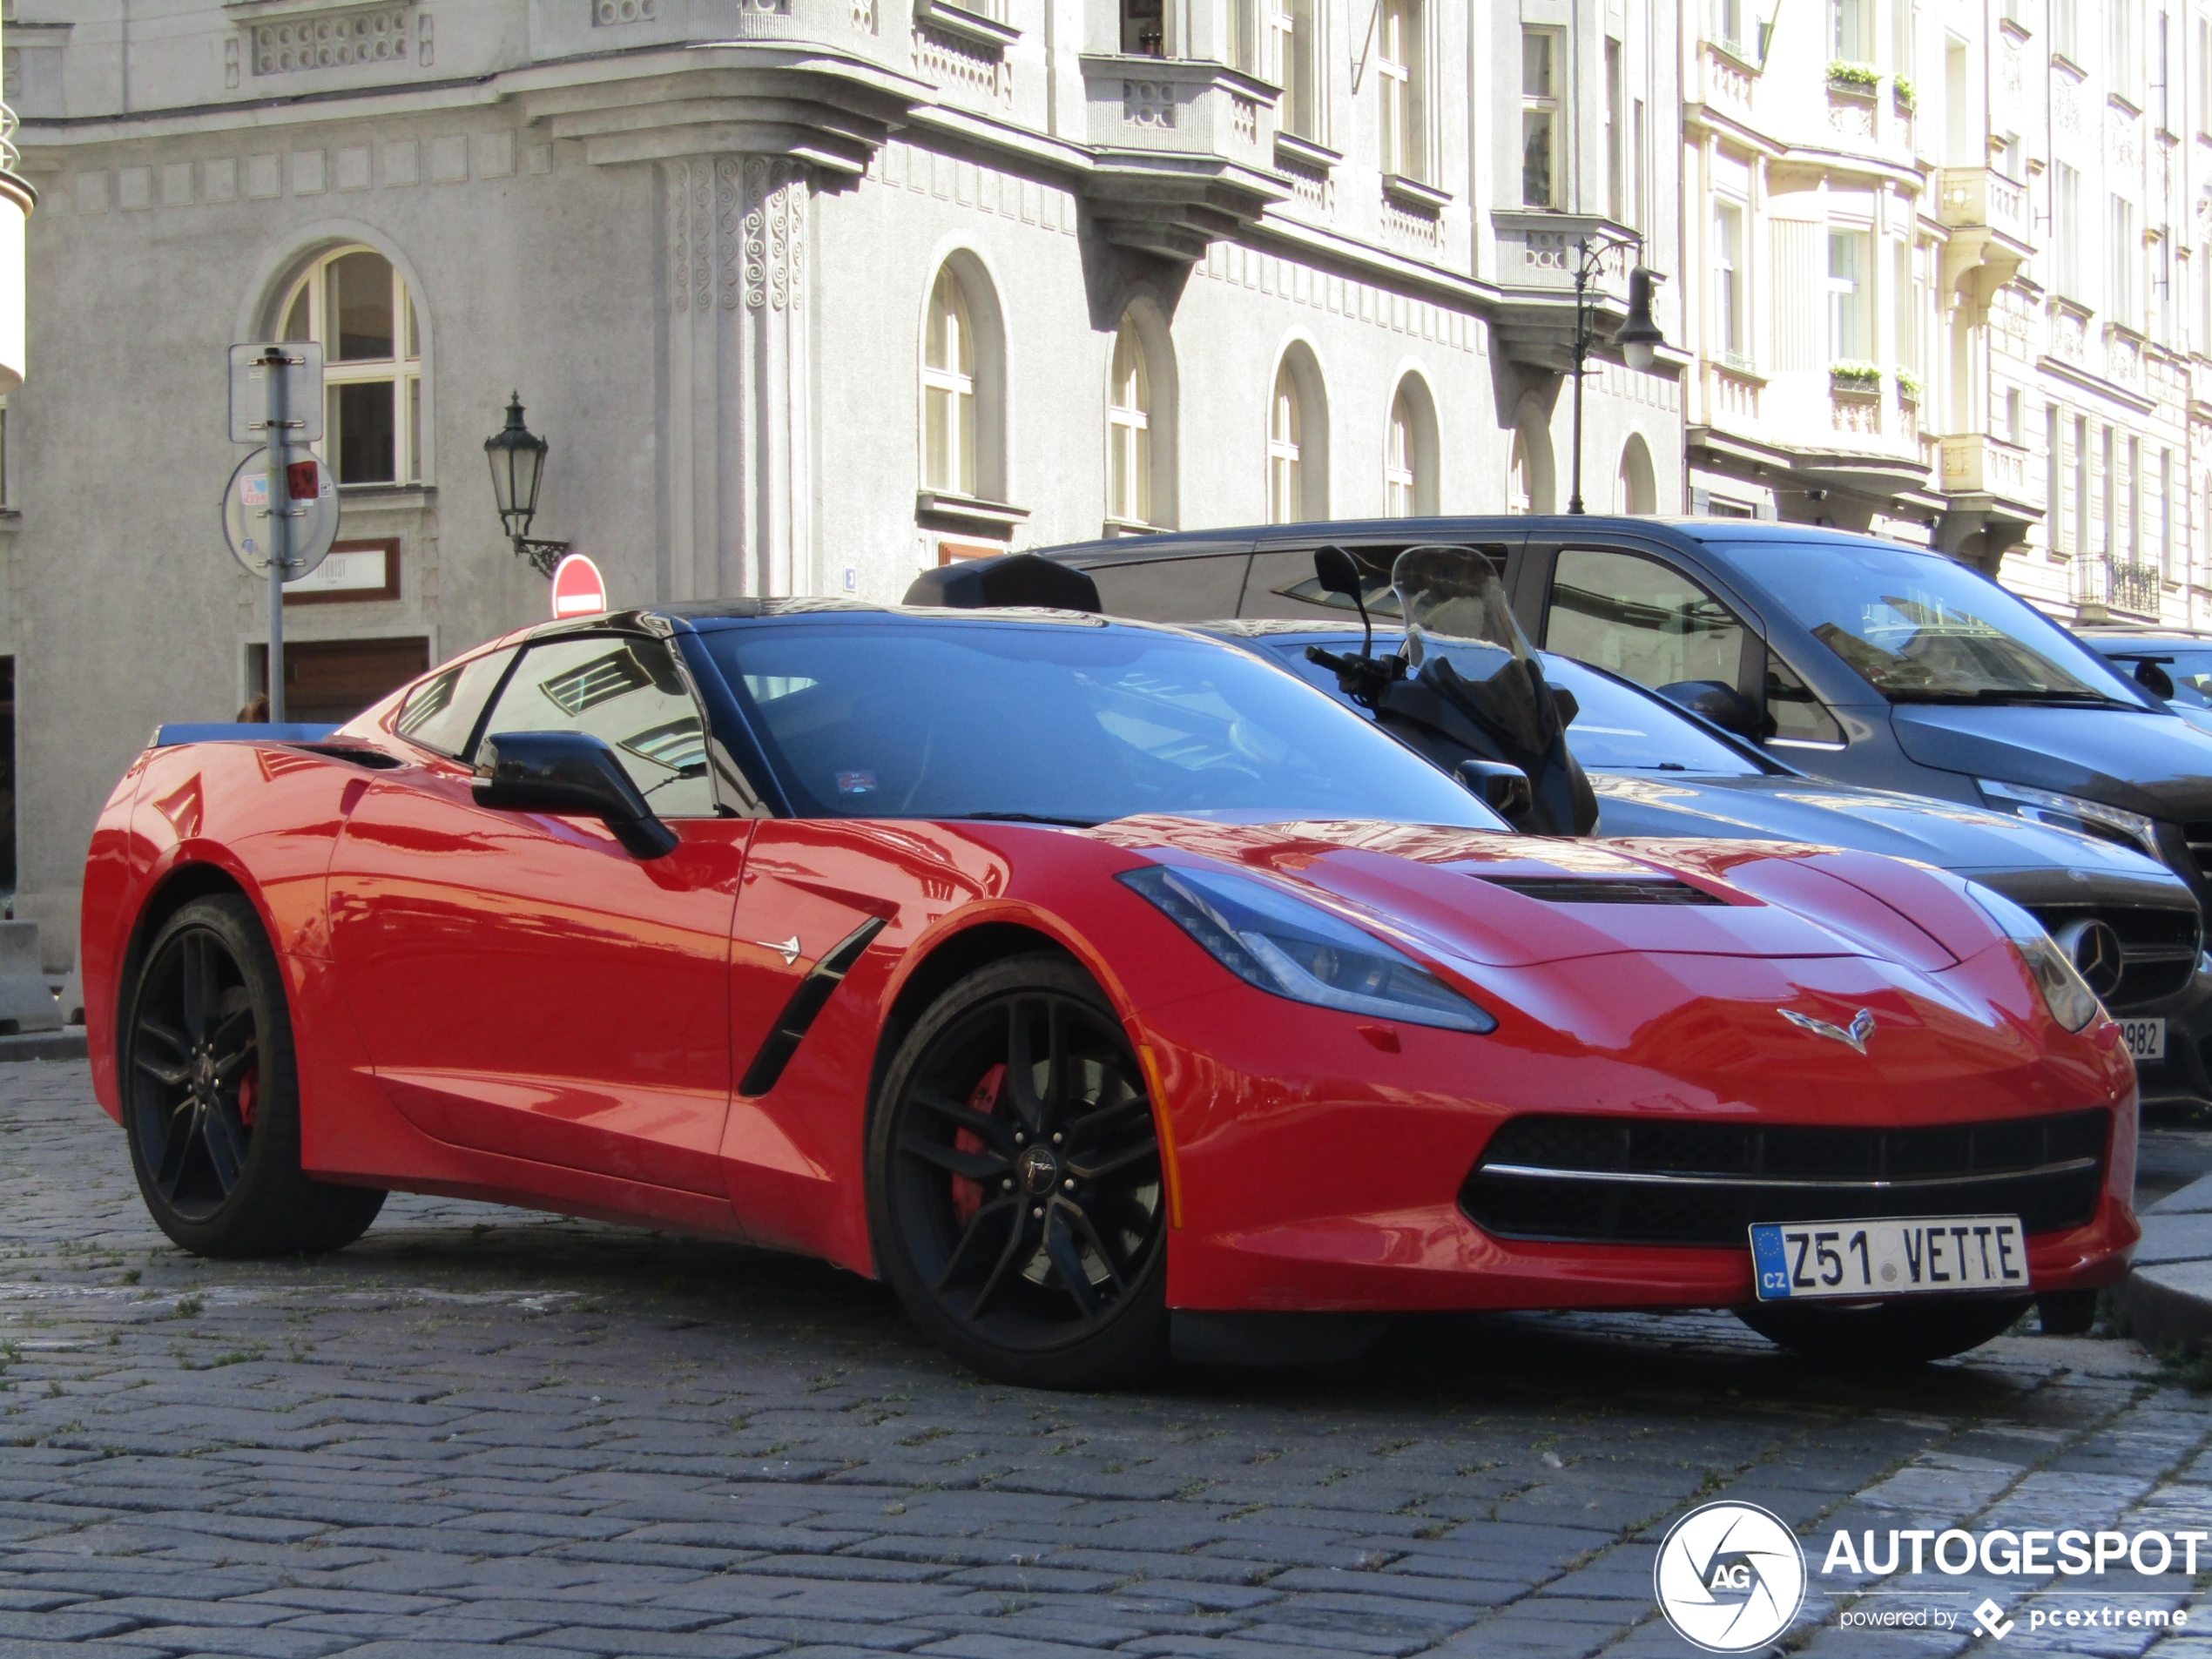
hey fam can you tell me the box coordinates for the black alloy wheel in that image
[871,954,1170,1387]
[121,895,385,1257]
[130,923,259,1220]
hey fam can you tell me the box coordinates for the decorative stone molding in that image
[593,0,659,23]
[250,5,415,75]
[661,154,815,603]
[1073,56,1285,260]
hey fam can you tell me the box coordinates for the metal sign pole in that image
[260,346,292,723]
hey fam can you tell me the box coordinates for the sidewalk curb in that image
[2115,1170,2212,1351]
[0,1029,86,1063]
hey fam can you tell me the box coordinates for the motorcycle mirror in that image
[1313,546,1373,660]
[1456,759,1533,823]
[1553,686,1580,728]
[1656,679,1762,741]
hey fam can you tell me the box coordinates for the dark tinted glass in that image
[699,618,1507,829]
[480,635,714,817]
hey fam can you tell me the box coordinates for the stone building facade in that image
[3,0,1683,967]
[1677,0,2211,632]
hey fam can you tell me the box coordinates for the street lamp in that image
[484,392,569,577]
[1567,234,1668,515]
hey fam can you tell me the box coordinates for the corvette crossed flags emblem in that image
[1778,1007,1877,1054]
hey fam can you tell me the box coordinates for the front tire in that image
[868,953,1170,1389]
[1736,1294,2033,1365]
[120,894,384,1257]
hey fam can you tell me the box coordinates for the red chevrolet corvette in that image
[82,603,2137,1386]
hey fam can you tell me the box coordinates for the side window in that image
[1087,555,1248,622]
[1766,655,1846,745]
[478,635,716,819]
[393,647,517,759]
[1545,548,1750,695]
[1243,544,1507,621]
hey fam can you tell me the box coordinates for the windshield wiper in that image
[1885,687,2129,708]
[945,811,1104,828]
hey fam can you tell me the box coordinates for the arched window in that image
[923,268,977,496]
[1509,401,1554,514]
[1268,343,1329,523]
[1507,433,1532,516]
[1269,364,1303,523]
[1617,433,1658,515]
[279,246,422,484]
[1108,318,1151,526]
[1385,374,1438,516]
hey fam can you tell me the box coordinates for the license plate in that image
[1750,1216,2028,1301]
[2120,1018,2167,1062]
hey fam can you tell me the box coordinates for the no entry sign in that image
[550,553,607,618]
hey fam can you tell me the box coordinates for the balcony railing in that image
[1939,433,2040,507]
[1077,55,1277,165]
[1937,167,2030,244]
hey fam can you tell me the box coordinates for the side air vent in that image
[2185,824,2212,885]
[1476,875,1726,906]
[738,916,889,1097]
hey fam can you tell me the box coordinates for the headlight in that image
[1119,865,1497,1033]
[1976,778,2161,861]
[1964,880,2104,1033]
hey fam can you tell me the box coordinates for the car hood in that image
[1088,816,1998,972]
[1589,771,2182,890]
[1890,703,2212,820]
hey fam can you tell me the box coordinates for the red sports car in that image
[82,603,2138,1386]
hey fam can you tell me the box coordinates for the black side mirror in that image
[1457,759,1533,822]
[1313,545,1373,659]
[474,731,680,860]
[2134,659,2178,700]
[1552,686,1580,728]
[1656,679,1761,741]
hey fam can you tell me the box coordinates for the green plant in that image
[1829,361,1883,389]
[1894,369,1923,402]
[1892,75,1918,110]
[1827,60,1881,90]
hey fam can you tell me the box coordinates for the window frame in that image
[1378,0,1425,180]
[1521,27,1564,208]
[922,268,979,497]
[1107,318,1153,528]
[1827,228,1872,361]
[1268,364,1303,525]
[277,246,426,489]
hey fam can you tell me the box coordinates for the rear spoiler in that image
[147,723,341,750]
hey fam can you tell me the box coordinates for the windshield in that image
[1259,638,1764,778]
[1734,541,2136,705]
[698,618,1509,830]
[2098,646,2212,711]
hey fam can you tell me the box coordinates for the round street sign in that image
[221,447,339,580]
[550,553,608,618]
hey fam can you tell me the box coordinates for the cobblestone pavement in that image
[4,1063,2212,1659]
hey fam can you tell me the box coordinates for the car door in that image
[328,629,748,1197]
[1531,537,1851,753]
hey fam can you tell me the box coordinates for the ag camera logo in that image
[1655,1501,1808,1652]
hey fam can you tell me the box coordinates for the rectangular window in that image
[1379,0,1424,179]
[1716,0,1746,53]
[1829,230,1871,361]
[2054,0,2078,58]
[2158,6,2171,127]
[2074,414,2088,555]
[1272,0,1318,139]
[1521,29,1562,207]
[2111,196,2138,327]
[2102,426,2116,556]
[1894,0,1917,80]
[1633,98,1647,228]
[1715,201,1747,363]
[2047,403,2062,550]
[1831,0,1870,61]
[1605,37,1624,221]
[2112,0,2136,99]
[1894,239,1916,371]
[2201,17,2212,137]
[1120,0,1166,55]
[2162,447,2175,574]
[2054,164,2082,298]
[2003,387,2023,444]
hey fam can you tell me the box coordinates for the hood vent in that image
[1476,875,1726,907]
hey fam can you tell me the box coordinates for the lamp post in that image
[1566,234,1667,515]
[484,393,570,577]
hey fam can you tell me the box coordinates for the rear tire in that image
[868,953,1170,1389]
[120,894,384,1258]
[1736,1295,2033,1364]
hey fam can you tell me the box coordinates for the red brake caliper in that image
[236,1065,257,1129]
[950,1062,1004,1229]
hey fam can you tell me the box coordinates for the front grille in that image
[1460,1109,2109,1245]
[1476,876,1725,906]
[2026,903,2202,1010]
[2185,824,2212,886]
